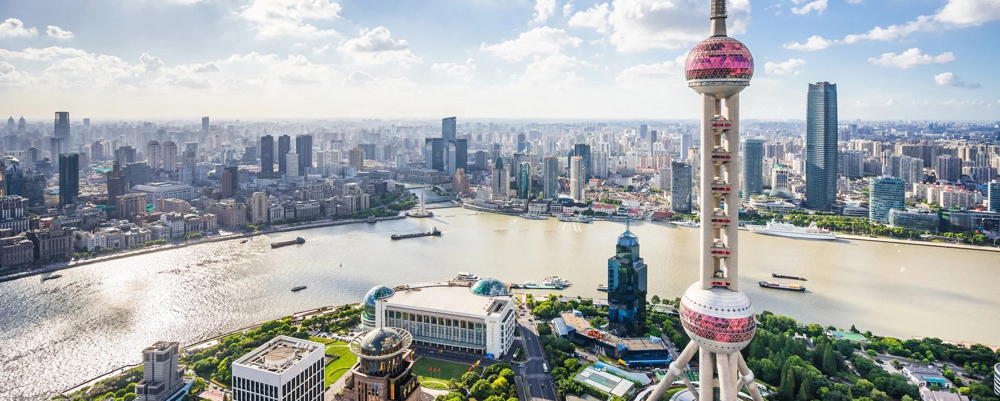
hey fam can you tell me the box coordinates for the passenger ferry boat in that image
[557,215,592,223]
[677,220,699,228]
[543,276,571,287]
[455,272,480,281]
[746,220,836,240]
[520,213,548,220]
[596,284,608,292]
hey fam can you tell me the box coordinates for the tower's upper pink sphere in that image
[685,36,754,98]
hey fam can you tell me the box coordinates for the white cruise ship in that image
[746,220,836,240]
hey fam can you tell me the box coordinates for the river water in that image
[1,206,998,399]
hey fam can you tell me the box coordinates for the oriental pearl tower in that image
[647,1,763,401]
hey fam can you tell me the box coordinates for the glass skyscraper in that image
[870,176,905,224]
[607,223,647,337]
[742,139,764,199]
[806,82,838,211]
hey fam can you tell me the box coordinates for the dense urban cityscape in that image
[1,0,999,401]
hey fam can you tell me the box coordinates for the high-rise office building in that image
[162,141,177,172]
[742,139,764,199]
[202,116,209,134]
[424,138,444,172]
[58,153,79,207]
[453,138,468,172]
[116,145,136,165]
[349,147,364,171]
[147,140,162,170]
[870,176,905,224]
[517,133,527,153]
[106,161,128,203]
[91,141,104,161]
[838,150,865,179]
[658,166,672,190]
[134,342,186,401]
[650,3,764,399]
[222,166,239,198]
[54,112,70,152]
[260,135,274,174]
[570,156,584,201]
[639,124,648,140]
[569,144,592,179]
[542,156,559,199]
[250,192,267,224]
[295,135,313,175]
[670,161,692,213]
[517,162,530,199]
[232,336,324,401]
[442,117,456,142]
[607,220,647,337]
[805,82,838,211]
[285,152,299,178]
[491,157,508,198]
[277,135,291,174]
[986,181,999,212]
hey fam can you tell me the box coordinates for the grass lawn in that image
[324,344,358,387]
[411,357,482,389]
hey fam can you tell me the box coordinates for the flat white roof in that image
[382,282,512,318]
[233,335,322,375]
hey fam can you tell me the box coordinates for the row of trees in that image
[434,363,517,401]
[184,318,312,385]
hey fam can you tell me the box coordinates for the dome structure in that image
[685,36,754,98]
[350,327,413,359]
[678,283,756,354]
[470,278,508,296]
[361,285,395,330]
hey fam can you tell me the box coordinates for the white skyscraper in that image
[570,156,584,201]
[232,336,324,401]
[286,152,299,178]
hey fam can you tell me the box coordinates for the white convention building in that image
[232,336,325,401]
[362,278,515,359]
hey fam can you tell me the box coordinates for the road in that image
[515,304,557,401]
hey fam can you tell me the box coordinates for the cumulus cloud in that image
[783,35,836,51]
[563,0,575,16]
[764,59,806,75]
[343,71,375,86]
[867,48,954,68]
[0,60,32,85]
[532,0,557,23]
[480,26,582,61]
[608,0,751,52]
[312,43,331,55]
[616,53,686,81]
[791,0,827,15]
[568,3,611,33]
[934,72,981,89]
[787,0,1000,51]
[191,62,221,73]
[340,27,420,66]
[0,46,88,61]
[239,0,341,38]
[46,26,74,39]
[432,59,476,81]
[515,52,595,86]
[0,18,37,38]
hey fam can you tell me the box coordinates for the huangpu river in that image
[2,204,999,399]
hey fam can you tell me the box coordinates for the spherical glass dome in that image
[470,278,508,296]
[685,36,754,98]
[362,285,395,320]
[678,283,756,354]
[358,327,407,357]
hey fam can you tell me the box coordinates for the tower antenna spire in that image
[711,0,728,36]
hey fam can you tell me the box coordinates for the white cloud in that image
[515,52,595,86]
[532,0,557,23]
[791,0,827,15]
[480,26,582,61]
[616,53,686,81]
[867,48,954,68]
[343,71,375,86]
[941,98,987,107]
[935,0,1000,26]
[885,99,896,106]
[764,58,806,75]
[0,18,37,38]
[239,0,341,39]
[0,60,32,85]
[191,62,221,73]
[432,59,476,81]
[783,35,837,51]
[563,0,575,16]
[845,0,862,3]
[608,0,751,52]
[854,100,870,107]
[46,26,74,39]
[934,72,981,89]
[568,3,611,33]
[312,43,331,55]
[340,27,420,66]
[0,46,88,61]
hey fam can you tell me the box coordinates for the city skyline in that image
[1,0,999,120]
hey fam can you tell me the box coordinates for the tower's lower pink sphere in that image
[685,36,754,98]
[679,283,757,354]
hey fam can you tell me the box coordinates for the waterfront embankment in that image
[0,215,406,284]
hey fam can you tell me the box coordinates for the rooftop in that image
[233,336,321,375]
[384,282,512,318]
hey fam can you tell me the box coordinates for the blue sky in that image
[0,0,997,121]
